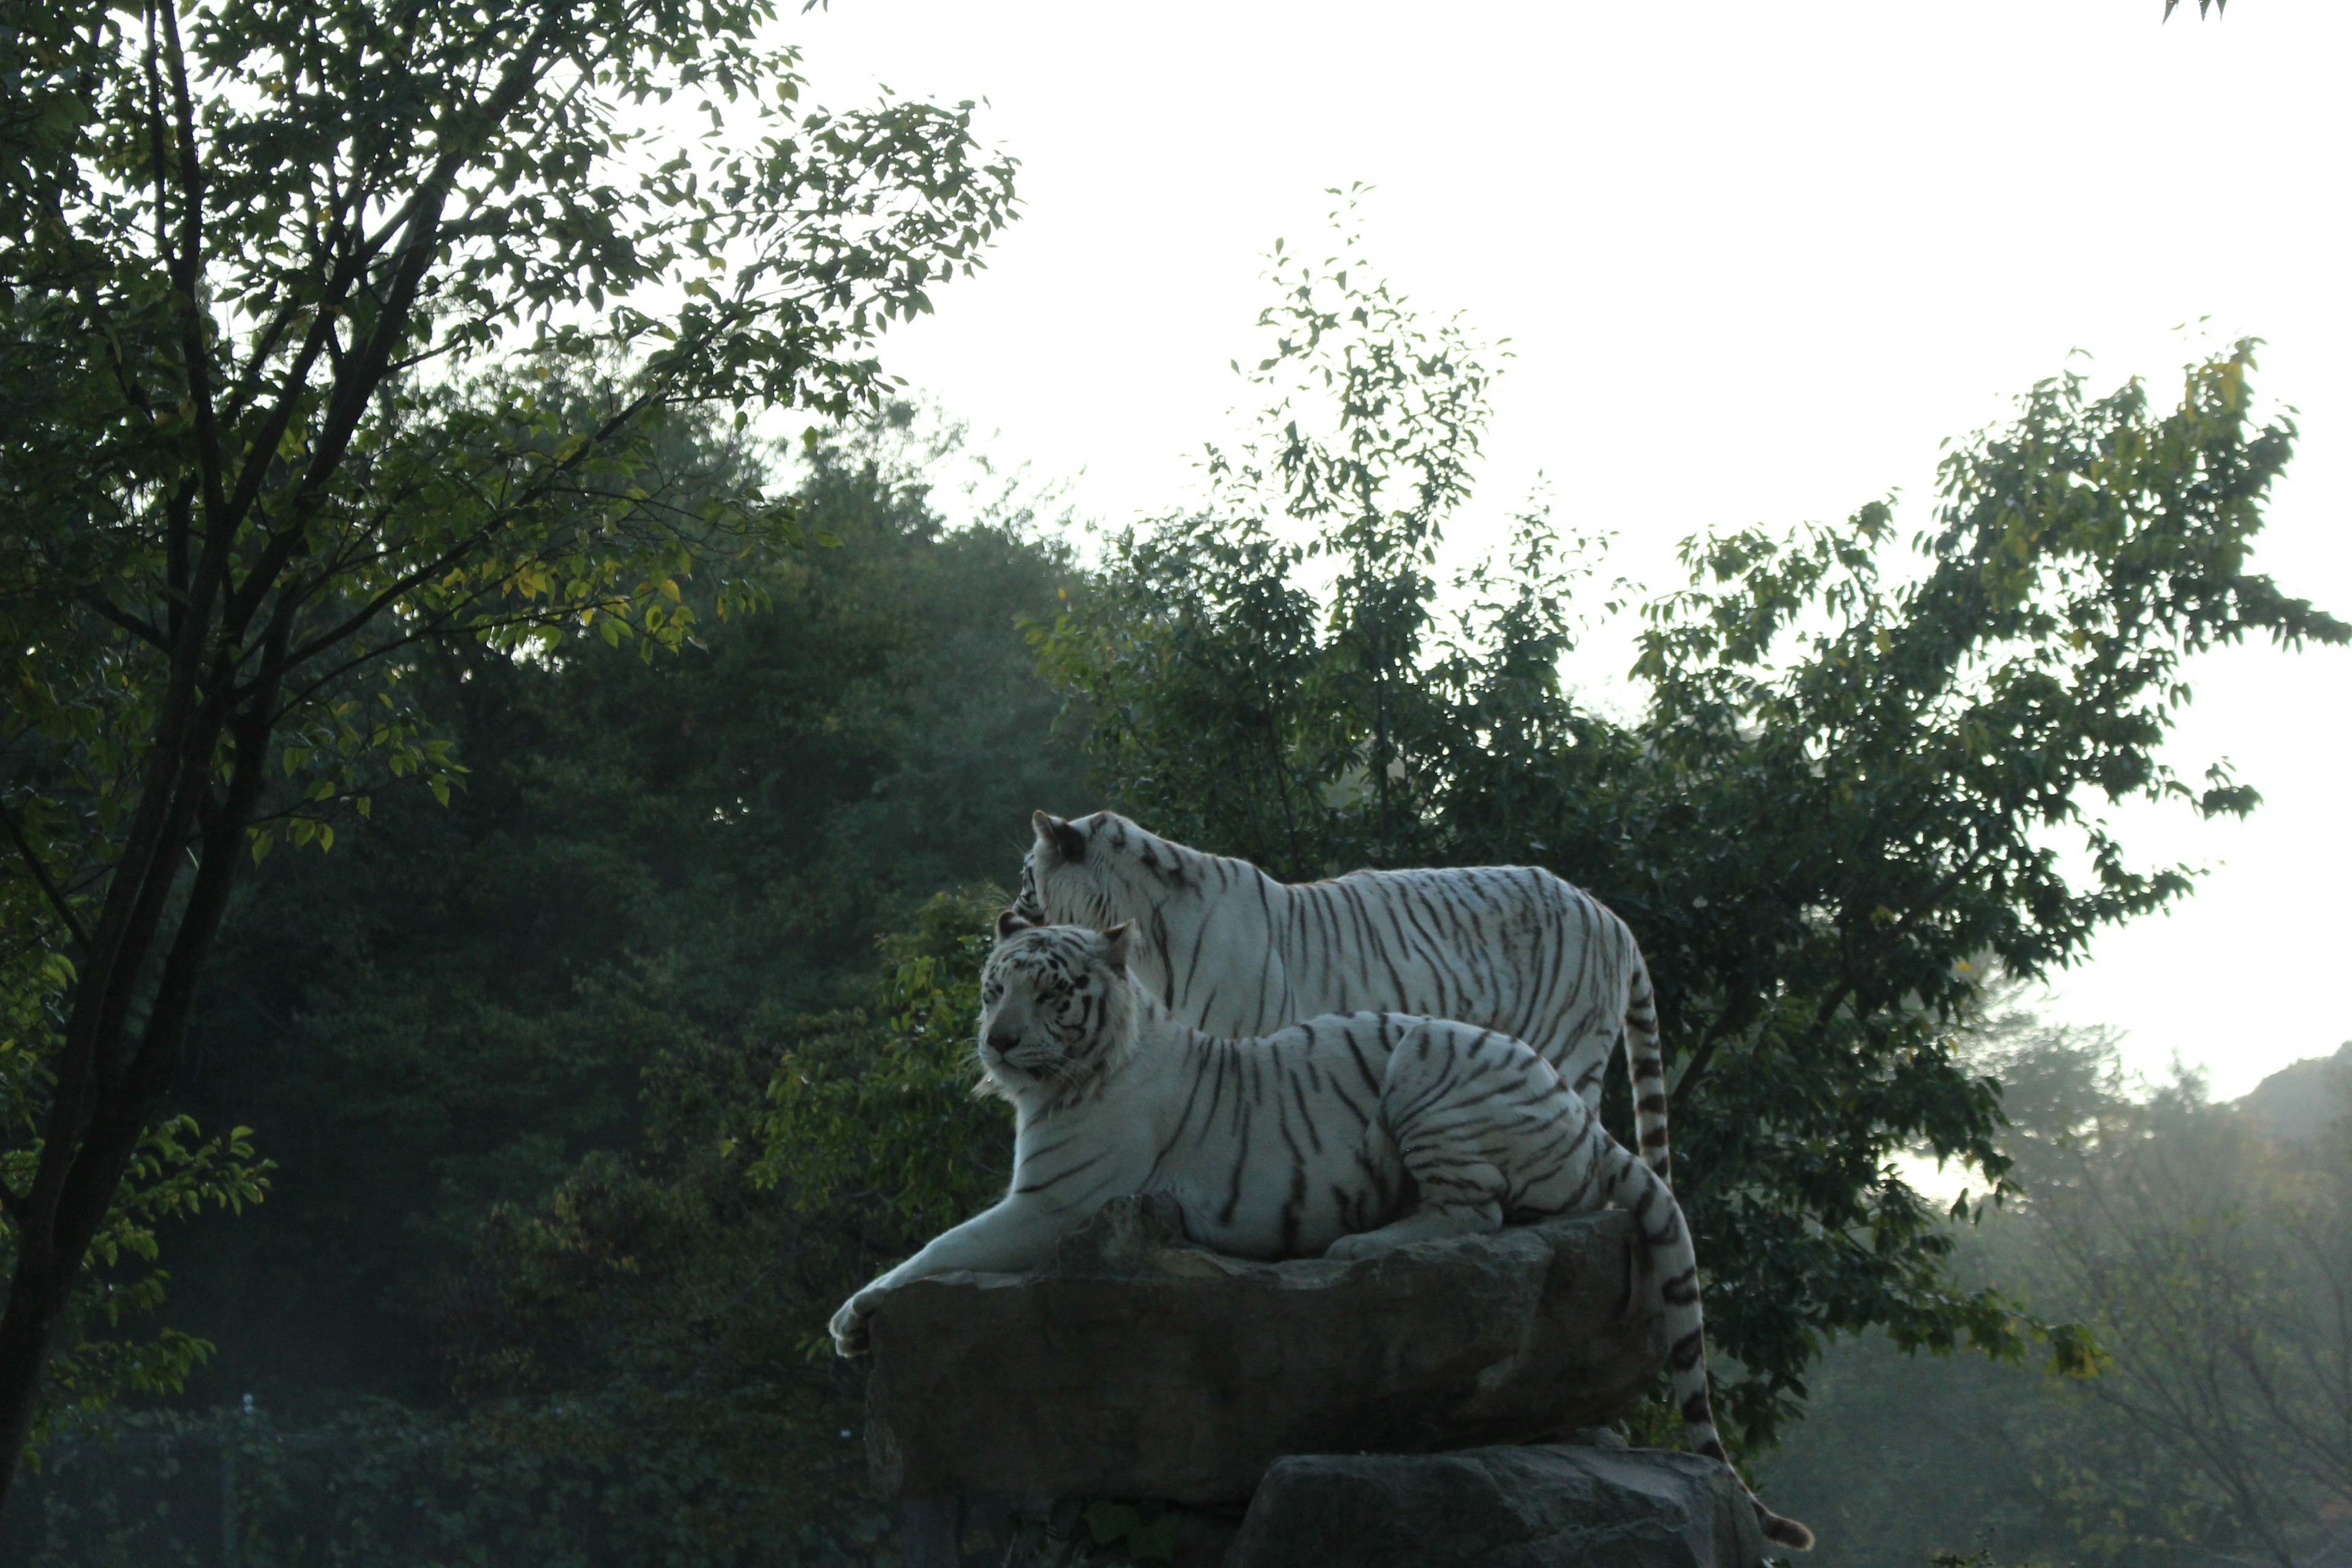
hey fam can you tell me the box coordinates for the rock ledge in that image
[863,1197,1665,1504]
[1227,1444,1771,1568]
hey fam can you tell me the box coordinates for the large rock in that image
[862,1197,1664,1504]
[1224,1444,1771,1568]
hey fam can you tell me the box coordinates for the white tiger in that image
[1011,810,1676,1184]
[827,919,1813,1553]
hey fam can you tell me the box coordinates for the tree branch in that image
[221,127,380,430]
[214,242,372,533]
[79,593,170,651]
[155,2,228,535]
[216,6,568,652]
[0,804,91,952]
[1670,993,1760,1115]
[279,380,665,671]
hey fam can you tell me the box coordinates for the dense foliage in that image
[0,0,1014,1487]
[159,410,1080,1401]
[1029,210,2348,1444]
[3,887,1015,1566]
[1,407,1083,1560]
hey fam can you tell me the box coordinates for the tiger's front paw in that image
[1324,1231,1395,1262]
[829,1292,875,1357]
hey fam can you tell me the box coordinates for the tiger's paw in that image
[1324,1231,1400,1262]
[829,1292,875,1357]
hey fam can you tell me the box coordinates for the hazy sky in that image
[786,0,2348,1098]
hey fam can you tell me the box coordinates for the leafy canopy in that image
[0,0,1013,1476]
[1031,200,2346,1444]
[7,405,1094,1563]
[149,407,1085,1411]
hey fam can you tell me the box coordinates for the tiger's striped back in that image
[1014,811,1675,1184]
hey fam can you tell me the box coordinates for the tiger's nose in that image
[986,1031,1019,1054]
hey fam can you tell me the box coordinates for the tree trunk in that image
[0,681,269,1515]
[0,1104,159,1514]
[0,1259,77,1510]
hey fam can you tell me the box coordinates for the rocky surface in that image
[862,1196,1665,1504]
[1223,1444,1771,1568]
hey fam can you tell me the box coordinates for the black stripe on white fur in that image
[1012,811,1677,1187]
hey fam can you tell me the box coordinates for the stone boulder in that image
[862,1197,1665,1504]
[1225,1444,1771,1568]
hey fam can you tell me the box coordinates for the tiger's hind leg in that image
[1324,1020,1557,1261]
[1374,1011,1812,1550]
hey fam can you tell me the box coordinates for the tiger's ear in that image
[1032,810,1087,866]
[1101,921,1133,971]
[995,909,1039,941]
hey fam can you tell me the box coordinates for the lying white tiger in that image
[1011,810,1677,1183]
[828,919,1812,1553]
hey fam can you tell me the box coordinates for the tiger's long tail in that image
[1611,1146,1814,1553]
[1626,950,1673,1187]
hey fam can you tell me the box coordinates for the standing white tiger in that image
[1011,810,1676,1183]
[827,919,1811,1552]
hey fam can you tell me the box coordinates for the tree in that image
[0,0,1015,1499]
[1746,1012,2209,1568]
[359,888,1009,1564]
[1,404,1095,1562]
[156,404,1089,1411]
[1031,199,2347,1446]
[2026,1059,2352,1566]
[1754,1018,2351,1568]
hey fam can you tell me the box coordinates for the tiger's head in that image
[1010,810,1194,934]
[976,919,1138,1109]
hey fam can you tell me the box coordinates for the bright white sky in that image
[783,0,2349,1099]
